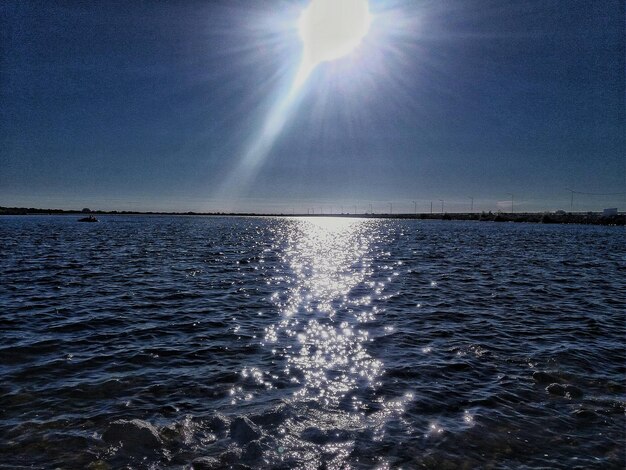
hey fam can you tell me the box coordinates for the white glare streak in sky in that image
[216,1,372,208]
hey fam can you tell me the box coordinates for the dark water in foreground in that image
[1,216,624,469]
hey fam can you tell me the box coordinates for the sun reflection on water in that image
[265,218,381,402]
[249,217,411,466]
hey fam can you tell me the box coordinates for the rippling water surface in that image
[1,216,624,469]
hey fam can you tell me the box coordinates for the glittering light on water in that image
[427,422,445,437]
[246,218,412,465]
[266,218,383,404]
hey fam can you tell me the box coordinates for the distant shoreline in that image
[1,206,623,225]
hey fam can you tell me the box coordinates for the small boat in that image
[78,215,98,222]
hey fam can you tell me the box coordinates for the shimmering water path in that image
[1,216,624,469]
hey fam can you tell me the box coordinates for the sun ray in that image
[214,1,372,209]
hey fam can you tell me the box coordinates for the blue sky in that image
[1,0,623,213]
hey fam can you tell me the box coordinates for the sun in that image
[298,0,372,71]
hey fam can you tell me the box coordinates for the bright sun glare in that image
[297,0,372,83]
[216,0,374,205]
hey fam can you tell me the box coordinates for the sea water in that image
[0,215,624,468]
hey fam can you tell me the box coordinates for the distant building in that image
[603,208,618,216]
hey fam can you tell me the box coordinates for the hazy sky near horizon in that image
[1,0,624,213]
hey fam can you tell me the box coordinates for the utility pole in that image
[341,205,343,214]
[468,197,474,212]
[413,200,417,215]
[439,199,444,214]
[430,201,433,214]
[565,188,574,212]
[507,193,514,213]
